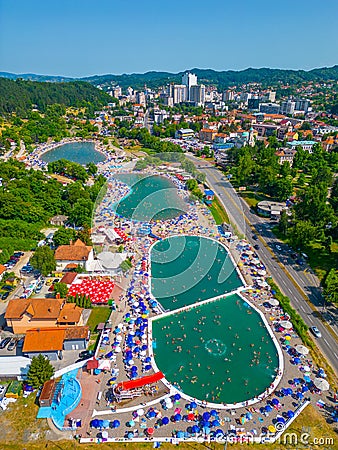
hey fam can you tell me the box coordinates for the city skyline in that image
[0,0,338,77]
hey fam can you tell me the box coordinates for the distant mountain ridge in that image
[1,65,338,90]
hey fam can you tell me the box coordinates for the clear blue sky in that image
[0,0,337,77]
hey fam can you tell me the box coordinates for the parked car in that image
[79,350,94,360]
[254,244,260,250]
[0,292,9,300]
[275,244,282,251]
[0,337,11,349]
[17,337,24,348]
[252,235,258,240]
[310,326,322,338]
[7,338,18,351]
[2,285,14,292]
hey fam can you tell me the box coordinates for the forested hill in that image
[0,78,112,116]
[1,65,338,90]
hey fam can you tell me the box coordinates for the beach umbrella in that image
[144,365,152,371]
[280,320,292,329]
[286,388,293,395]
[114,328,121,334]
[192,425,200,433]
[97,420,104,429]
[212,419,220,427]
[276,417,286,424]
[295,345,309,356]
[127,420,135,427]
[268,298,279,306]
[210,409,218,417]
[127,431,134,438]
[174,393,181,401]
[147,427,154,436]
[240,416,246,425]
[284,335,291,341]
[314,378,329,391]
[133,347,140,353]
[176,431,184,438]
[161,417,169,425]
[202,412,211,421]
[102,430,109,439]
[296,391,304,399]
[203,427,211,435]
[293,357,301,364]
[91,419,100,428]
[190,401,197,409]
[202,420,211,428]
[174,414,182,422]
[111,420,120,428]
[215,429,224,438]
[102,420,110,428]
[127,359,134,365]
[116,335,123,342]
[293,378,301,385]
[187,413,195,421]
[148,410,156,418]
[145,356,151,363]
[246,412,253,420]
[137,408,145,416]
[287,410,294,419]
[271,398,279,406]
[302,365,311,372]
[131,365,138,372]
[265,405,273,412]
[268,425,276,433]
[302,385,309,392]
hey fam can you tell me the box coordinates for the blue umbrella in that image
[303,376,311,383]
[125,313,130,318]
[114,328,121,334]
[296,392,304,399]
[287,410,294,419]
[111,419,120,428]
[141,344,147,351]
[136,318,142,325]
[192,425,200,433]
[302,385,309,392]
[102,420,110,428]
[174,393,181,401]
[210,410,218,416]
[212,419,220,427]
[271,398,279,406]
[127,431,134,438]
[286,388,293,395]
[174,414,182,421]
[145,356,151,363]
[190,401,197,409]
[131,366,138,371]
[294,378,301,384]
[276,417,286,424]
[97,420,104,428]
[203,427,211,434]
[91,419,100,428]
[265,405,273,412]
[203,412,211,421]
[161,417,169,425]
[215,429,223,437]
[176,431,184,438]
[293,358,301,364]
[148,410,156,418]
[133,347,140,353]
[128,420,135,427]
[202,420,211,428]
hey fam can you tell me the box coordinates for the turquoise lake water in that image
[150,235,243,311]
[152,294,279,404]
[41,142,105,165]
[113,174,188,222]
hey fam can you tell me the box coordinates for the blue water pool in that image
[37,369,82,430]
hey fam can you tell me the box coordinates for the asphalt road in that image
[188,155,338,375]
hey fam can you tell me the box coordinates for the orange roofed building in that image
[5,298,84,334]
[23,326,89,360]
[54,239,94,271]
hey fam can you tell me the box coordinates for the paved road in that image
[188,155,338,375]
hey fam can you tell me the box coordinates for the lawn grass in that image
[208,195,230,224]
[0,404,336,449]
[239,190,273,209]
[86,306,111,333]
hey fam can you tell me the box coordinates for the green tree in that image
[53,228,76,247]
[325,235,333,254]
[86,162,98,176]
[30,246,56,276]
[27,354,55,388]
[279,210,289,236]
[289,220,317,249]
[323,269,338,304]
[53,282,68,298]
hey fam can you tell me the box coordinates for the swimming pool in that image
[112,174,188,222]
[151,294,281,406]
[51,369,82,430]
[150,235,244,311]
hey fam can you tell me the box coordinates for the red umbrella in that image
[187,413,195,421]
[147,427,154,435]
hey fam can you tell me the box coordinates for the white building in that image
[280,100,296,115]
[190,84,205,105]
[182,72,197,100]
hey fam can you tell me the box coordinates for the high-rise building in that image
[222,90,235,102]
[280,100,295,115]
[294,99,310,112]
[259,103,280,114]
[189,84,205,105]
[266,91,276,102]
[182,72,198,100]
[172,85,187,104]
[136,91,146,106]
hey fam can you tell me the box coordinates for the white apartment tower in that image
[182,72,198,100]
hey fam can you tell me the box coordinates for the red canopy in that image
[116,372,164,391]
